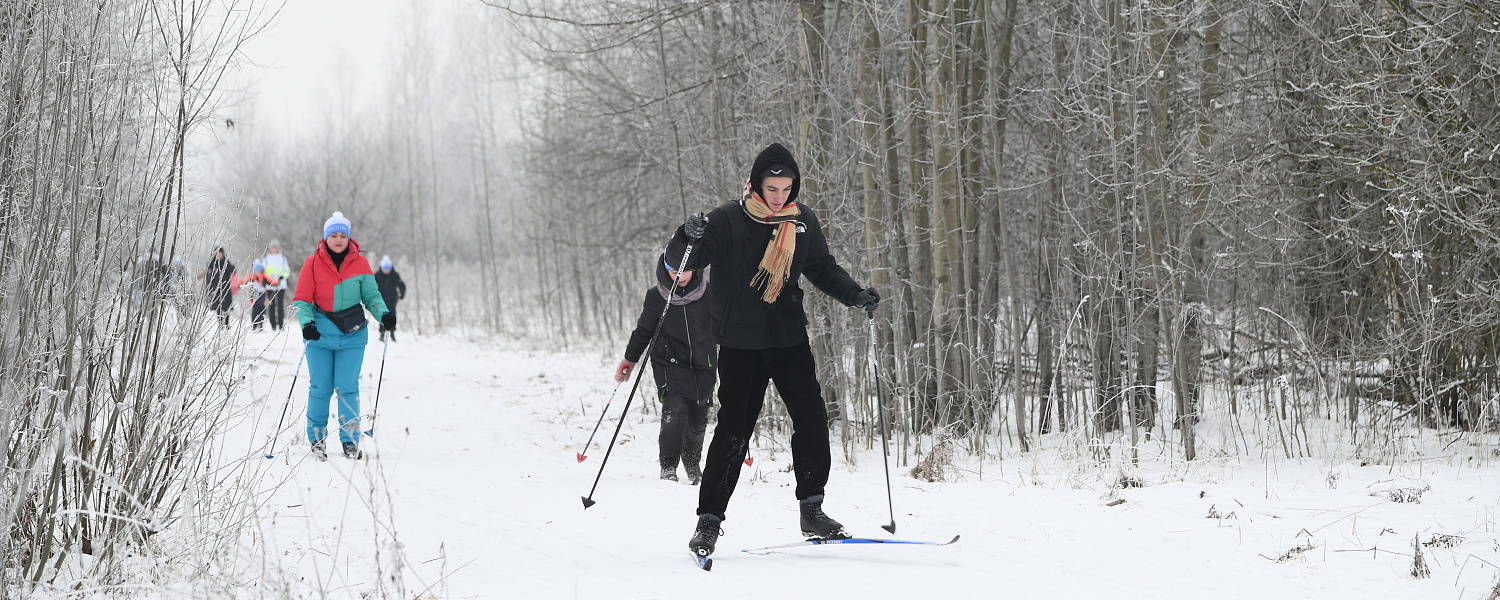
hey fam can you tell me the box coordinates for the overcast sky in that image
[228,0,411,135]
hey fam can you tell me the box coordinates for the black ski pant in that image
[267,289,285,330]
[251,294,268,330]
[697,342,830,520]
[654,365,709,473]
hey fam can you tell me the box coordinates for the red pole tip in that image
[577,453,587,463]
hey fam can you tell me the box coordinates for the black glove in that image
[683,213,708,240]
[856,287,881,311]
[301,323,321,341]
[381,312,397,331]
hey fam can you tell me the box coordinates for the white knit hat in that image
[323,211,351,239]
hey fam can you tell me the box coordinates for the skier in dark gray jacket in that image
[615,252,716,485]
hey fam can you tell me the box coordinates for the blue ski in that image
[742,534,960,553]
[691,551,713,571]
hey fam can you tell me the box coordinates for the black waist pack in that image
[318,305,368,334]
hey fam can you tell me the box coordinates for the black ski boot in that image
[799,495,848,540]
[342,441,362,460]
[660,467,678,481]
[311,440,328,461]
[684,463,702,486]
[688,514,722,557]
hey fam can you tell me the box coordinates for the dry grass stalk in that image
[1410,534,1430,579]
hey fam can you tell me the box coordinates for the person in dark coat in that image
[204,247,236,329]
[614,253,716,485]
[374,256,406,342]
[668,143,880,558]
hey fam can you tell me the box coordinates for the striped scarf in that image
[741,182,800,303]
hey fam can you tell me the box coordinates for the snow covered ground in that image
[224,331,1500,599]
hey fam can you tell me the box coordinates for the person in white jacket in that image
[262,240,292,331]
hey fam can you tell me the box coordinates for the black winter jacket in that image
[623,262,717,403]
[205,253,235,312]
[667,202,863,350]
[668,143,865,349]
[375,269,406,310]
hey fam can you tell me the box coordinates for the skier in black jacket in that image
[667,143,880,559]
[614,253,716,485]
[374,256,406,342]
[204,248,235,329]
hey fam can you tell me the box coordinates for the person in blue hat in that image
[292,212,392,460]
[374,256,406,342]
[244,260,280,331]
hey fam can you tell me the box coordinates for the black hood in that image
[749,143,801,205]
[657,253,705,296]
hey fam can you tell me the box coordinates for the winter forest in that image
[4,0,1500,598]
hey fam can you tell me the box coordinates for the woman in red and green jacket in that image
[292,211,395,460]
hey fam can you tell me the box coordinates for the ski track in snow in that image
[226,331,1500,599]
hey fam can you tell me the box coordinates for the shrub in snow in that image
[909,426,954,483]
[1423,533,1463,549]
[1371,483,1430,503]
[1272,542,1316,564]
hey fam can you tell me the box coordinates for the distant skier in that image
[243,261,280,332]
[292,212,394,460]
[262,240,292,331]
[374,256,406,342]
[614,253,716,485]
[666,143,880,558]
[204,248,235,329]
[166,256,190,315]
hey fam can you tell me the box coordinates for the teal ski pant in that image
[304,314,368,445]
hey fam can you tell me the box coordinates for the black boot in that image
[342,441,362,460]
[310,440,328,461]
[688,514,722,557]
[799,495,848,540]
[683,461,702,486]
[660,466,678,481]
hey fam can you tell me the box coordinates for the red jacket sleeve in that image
[291,259,317,308]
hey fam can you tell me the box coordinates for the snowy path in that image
[226,332,1499,599]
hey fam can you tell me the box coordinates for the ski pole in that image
[365,337,389,436]
[867,306,897,534]
[577,383,623,463]
[583,237,697,509]
[265,344,307,459]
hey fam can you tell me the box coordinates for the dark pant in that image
[267,289,285,330]
[251,294,267,329]
[654,366,710,472]
[696,342,830,519]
